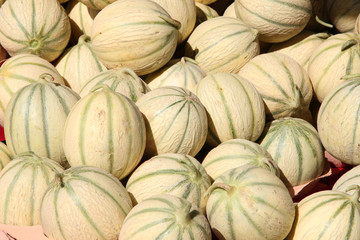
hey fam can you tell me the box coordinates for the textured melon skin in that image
[333,165,360,196]
[119,194,212,240]
[79,0,117,10]
[258,117,325,187]
[195,72,265,147]
[185,16,260,74]
[0,53,65,126]
[136,86,208,158]
[63,86,146,180]
[91,0,179,76]
[327,0,360,33]
[4,79,80,167]
[40,165,133,240]
[206,165,295,240]
[195,2,219,25]
[307,32,360,102]
[0,0,71,62]
[234,0,312,43]
[126,153,211,212]
[288,189,360,240]
[0,142,12,172]
[0,152,64,226]
[317,79,360,165]
[202,138,280,181]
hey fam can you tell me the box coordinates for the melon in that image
[238,52,313,121]
[327,0,360,33]
[195,2,219,25]
[202,138,280,181]
[55,34,107,93]
[40,165,133,240]
[223,3,236,18]
[4,75,80,167]
[79,68,150,101]
[356,14,360,34]
[0,0,71,62]
[317,78,360,165]
[0,152,64,226]
[333,165,360,196]
[258,117,325,187]
[195,72,265,146]
[126,153,211,212]
[90,0,180,75]
[0,142,12,172]
[79,0,117,10]
[0,53,65,126]
[234,0,312,43]
[185,16,259,74]
[145,57,206,92]
[118,194,212,240]
[206,165,295,240]
[136,86,208,158]
[63,85,146,180]
[288,186,360,239]
[307,32,360,102]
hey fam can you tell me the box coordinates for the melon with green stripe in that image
[234,0,312,43]
[307,32,360,102]
[126,153,211,213]
[4,75,80,167]
[333,165,360,196]
[195,72,265,147]
[258,117,325,187]
[40,165,133,240]
[195,2,219,26]
[79,0,117,10]
[0,0,71,62]
[79,68,150,101]
[0,53,65,127]
[63,85,146,180]
[202,138,280,181]
[91,0,180,76]
[0,152,64,226]
[268,31,331,71]
[136,86,208,158]
[206,164,295,240]
[185,16,260,74]
[66,0,99,45]
[55,34,107,93]
[317,78,360,165]
[145,57,206,93]
[287,186,360,239]
[0,142,12,172]
[118,194,211,240]
[327,0,360,33]
[238,52,313,122]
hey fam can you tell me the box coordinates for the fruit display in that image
[1,0,360,239]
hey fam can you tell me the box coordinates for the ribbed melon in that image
[195,72,265,147]
[234,0,312,43]
[63,85,146,180]
[4,76,80,167]
[307,32,360,102]
[269,31,331,71]
[126,153,211,212]
[202,138,280,181]
[66,0,99,44]
[258,117,325,187]
[195,2,219,25]
[118,194,212,240]
[0,152,64,226]
[333,165,360,195]
[40,165,133,240]
[145,57,206,92]
[206,164,295,240]
[288,187,360,239]
[56,34,107,93]
[0,142,12,172]
[238,52,313,121]
[317,78,360,165]
[136,86,208,158]
[327,0,360,33]
[185,16,259,74]
[79,68,150,101]
[0,53,65,126]
[0,0,71,62]
[91,0,180,75]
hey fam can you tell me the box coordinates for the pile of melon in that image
[1,0,360,239]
